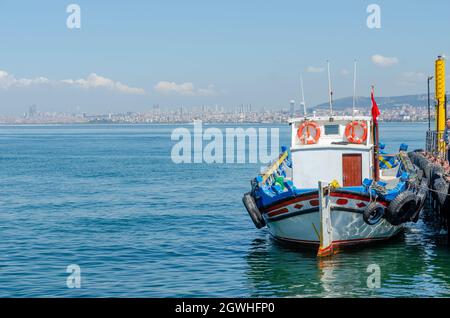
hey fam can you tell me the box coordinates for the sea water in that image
[0,122,449,297]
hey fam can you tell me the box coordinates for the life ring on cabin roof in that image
[345,121,368,144]
[297,121,321,145]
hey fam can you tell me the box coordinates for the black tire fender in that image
[363,202,385,226]
[411,178,428,223]
[424,163,432,180]
[242,192,266,229]
[416,169,424,181]
[433,177,449,207]
[386,191,417,226]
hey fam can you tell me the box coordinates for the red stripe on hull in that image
[264,192,388,214]
[329,192,388,207]
[274,235,395,247]
[264,194,318,212]
[267,208,289,218]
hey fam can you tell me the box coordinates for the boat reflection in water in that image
[244,217,450,297]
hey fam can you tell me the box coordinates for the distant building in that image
[28,105,37,118]
[290,100,295,116]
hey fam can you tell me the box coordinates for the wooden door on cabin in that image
[342,154,362,187]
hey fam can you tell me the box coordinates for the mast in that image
[300,75,307,116]
[372,86,380,182]
[327,60,333,116]
[353,60,357,116]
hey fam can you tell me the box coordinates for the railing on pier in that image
[426,130,448,160]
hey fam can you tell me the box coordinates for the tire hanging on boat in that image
[242,192,266,229]
[385,191,417,226]
[416,169,424,182]
[363,202,385,226]
[411,177,428,223]
[424,162,433,180]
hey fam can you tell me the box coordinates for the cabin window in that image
[324,124,340,135]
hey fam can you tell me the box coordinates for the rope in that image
[368,184,374,203]
[368,183,381,204]
[418,184,450,197]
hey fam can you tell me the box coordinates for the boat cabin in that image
[289,116,375,189]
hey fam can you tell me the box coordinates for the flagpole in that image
[374,120,380,182]
[372,86,380,182]
[353,60,357,117]
[327,60,333,116]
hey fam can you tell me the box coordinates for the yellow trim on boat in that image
[379,156,393,169]
[261,152,288,184]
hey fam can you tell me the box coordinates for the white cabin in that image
[289,116,375,189]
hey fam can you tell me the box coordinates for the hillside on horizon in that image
[313,94,432,111]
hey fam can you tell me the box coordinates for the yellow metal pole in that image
[435,56,446,155]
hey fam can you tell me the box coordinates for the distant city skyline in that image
[1,1,450,115]
[0,96,435,125]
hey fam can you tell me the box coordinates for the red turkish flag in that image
[371,87,381,124]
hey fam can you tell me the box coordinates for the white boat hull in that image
[262,191,402,247]
[266,211,402,246]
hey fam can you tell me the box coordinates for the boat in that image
[242,114,427,256]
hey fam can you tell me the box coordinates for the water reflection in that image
[245,210,450,297]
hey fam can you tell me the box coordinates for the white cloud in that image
[306,66,325,73]
[0,70,146,95]
[398,71,426,86]
[62,73,145,95]
[371,54,399,67]
[0,70,50,89]
[154,81,216,96]
[340,69,350,76]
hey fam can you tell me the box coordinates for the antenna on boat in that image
[327,60,333,116]
[300,74,307,116]
[353,59,357,117]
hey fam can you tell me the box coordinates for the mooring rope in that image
[418,184,450,197]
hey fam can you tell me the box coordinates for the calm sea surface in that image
[0,122,449,297]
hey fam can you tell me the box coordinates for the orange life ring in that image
[345,121,368,144]
[297,121,321,145]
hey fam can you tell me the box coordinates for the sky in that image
[0,0,449,115]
